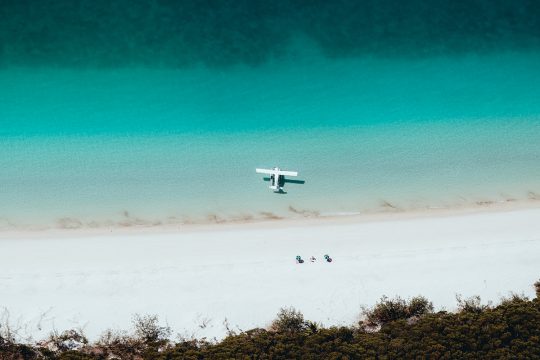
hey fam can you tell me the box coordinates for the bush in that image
[407,295,434,318]
[362,295,434,328]
[269,307,308,333]
[132,314,171,344]
[456,295,490,314]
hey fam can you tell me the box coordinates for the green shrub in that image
[269,307,308,333]
[362,295,434,328]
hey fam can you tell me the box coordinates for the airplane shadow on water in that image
[262,177,306,185]
[262,177,306,195]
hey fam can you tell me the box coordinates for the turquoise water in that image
[2,51,540,229]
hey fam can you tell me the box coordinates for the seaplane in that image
[255,167,305,193]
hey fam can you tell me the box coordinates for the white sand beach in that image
[1,206,539,341]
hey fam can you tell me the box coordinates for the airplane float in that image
[255,167,305,193]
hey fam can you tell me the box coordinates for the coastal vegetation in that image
[2,280,539,359]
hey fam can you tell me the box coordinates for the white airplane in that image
[255,167,305,193]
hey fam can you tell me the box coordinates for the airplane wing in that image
[255,168,275,175]
[276,170,298,177]
[256,168,298,176]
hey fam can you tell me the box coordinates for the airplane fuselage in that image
[269,172,286,192]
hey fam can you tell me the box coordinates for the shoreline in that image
[1,196,539,239]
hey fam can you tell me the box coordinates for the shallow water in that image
[1,51,540,229]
